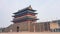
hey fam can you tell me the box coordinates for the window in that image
[17,26,19,32]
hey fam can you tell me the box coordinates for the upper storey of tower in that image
[13,5,37,17]
[13,5,36,14]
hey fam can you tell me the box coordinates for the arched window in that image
[17,26,19,32]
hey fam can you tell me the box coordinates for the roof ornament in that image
[28,5,32,10]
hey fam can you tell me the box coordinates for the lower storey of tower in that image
[1,22,51,32]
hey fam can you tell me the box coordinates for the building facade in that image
[50,20,60,32]
[0,6,60,32]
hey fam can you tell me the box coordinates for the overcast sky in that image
[0,0,60,28]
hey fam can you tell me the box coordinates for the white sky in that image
[0,0,60,27]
